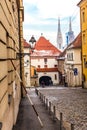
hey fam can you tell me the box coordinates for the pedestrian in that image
[41,81,45,87]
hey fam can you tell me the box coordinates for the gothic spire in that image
[66,17,75,45]
[57,17,63,50]
[58,17,61,33]
[69,17,72,32]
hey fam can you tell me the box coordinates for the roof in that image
[31,36,61,56]
[67,32,82,49]
[77,0,84,6]
[24,39,31,48]
[57,32,81,60]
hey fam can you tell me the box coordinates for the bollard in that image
[41,93,43,101]
[43,96,45,106]
[53,105,56,121]
[49,101,51,115]
[71,123,74,130]
[60,112,63,130]
[35,88,38,95]
[39,92,41,99]
[42,94,44,102]
[46,98,48,109]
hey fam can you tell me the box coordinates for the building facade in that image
[57,49,66,85]
[31,36,61,86]
[78,0,87,88]
[65,33,82,87]
[24,39,31,87]
[0,0,24,130]
[24,39,38,87]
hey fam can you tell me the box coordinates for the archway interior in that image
[39,76,52,86]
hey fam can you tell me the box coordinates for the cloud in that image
[23,0,80,46]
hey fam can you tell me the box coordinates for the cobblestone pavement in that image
[38,86,87,130]
[13,88,65,130]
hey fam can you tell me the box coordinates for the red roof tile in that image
[24,39,31,48]
[73,33,81,48]
[32,36,61,56]
[57,33,81,59]
[67,33,82,49]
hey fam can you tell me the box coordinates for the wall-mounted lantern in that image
[29,35,36,50]
[16,35,36,59]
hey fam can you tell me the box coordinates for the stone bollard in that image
[39,92,41,99]
[49,101,51,115]
[41,93,43,101]
[53,105,56,121]
[71,123,74,130]
[46,98,48,110]
[60,112,63,130]
[43,96,45,106]
[35,88,38,95]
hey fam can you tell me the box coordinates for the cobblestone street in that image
[37,86,87,130]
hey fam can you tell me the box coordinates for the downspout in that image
[18,5,23,97]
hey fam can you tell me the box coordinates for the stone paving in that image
[37,86,87,130]
[13,88,65,130]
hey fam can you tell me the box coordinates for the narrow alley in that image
[13,88,65,130]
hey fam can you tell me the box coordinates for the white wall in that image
[31,56,59,86]
[65,48,82,87]
[31,57,57,68]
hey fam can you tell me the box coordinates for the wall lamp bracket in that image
[0,122,2,129]
[16,53,31,59]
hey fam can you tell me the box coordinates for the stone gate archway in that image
[39,76,52,86]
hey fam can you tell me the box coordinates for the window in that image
[55,74,57,80]
[38,65,40,68]
[44,58,47,64]
[67,53,73,61]
[83,34,86,44]
[44,65,47,68]
[54,65,58,68]
[82,11,85,22]
[84,58,87,68]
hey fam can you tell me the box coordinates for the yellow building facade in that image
[0,0,24,130]
[78,0,87,88]
[31,65,38,87]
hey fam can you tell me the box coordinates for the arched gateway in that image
[39,76,52,86]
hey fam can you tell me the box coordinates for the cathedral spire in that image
[58,17,61,33]
[57,17,63,50]
[69,17,72,32]
[66,17,75,45]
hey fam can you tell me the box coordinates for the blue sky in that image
[23,0,80,47]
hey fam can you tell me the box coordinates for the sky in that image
[23,0,80,47]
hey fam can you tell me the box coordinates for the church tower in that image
[66,17,75,45]
[57,18,63,50]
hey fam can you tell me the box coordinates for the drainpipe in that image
[18,5,23,97]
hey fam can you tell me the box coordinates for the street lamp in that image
[29,35,36,51]
[16,35,36,59]
[28,35,36,87]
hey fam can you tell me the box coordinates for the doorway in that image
[39,76,52,86]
